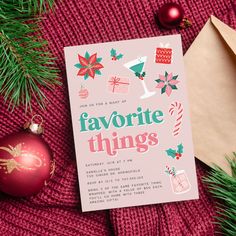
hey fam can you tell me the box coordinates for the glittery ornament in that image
[0,115,55,197]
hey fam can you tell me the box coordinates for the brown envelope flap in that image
[211,15,236,55]
[184,15,236,176]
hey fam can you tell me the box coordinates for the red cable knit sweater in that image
[0,0,235,235]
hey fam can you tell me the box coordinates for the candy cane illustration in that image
[169,101,184,136]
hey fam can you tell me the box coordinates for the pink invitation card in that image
[64,35,198,212]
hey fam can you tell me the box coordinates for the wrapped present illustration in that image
[108,76,130,94]
[155,43,172,64]
[165,166,191,194]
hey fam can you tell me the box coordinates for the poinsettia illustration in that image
[155,71,179,96]
[166,143,183,160]
[74,52,104,80]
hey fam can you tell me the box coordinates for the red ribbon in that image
[109,76,129,93]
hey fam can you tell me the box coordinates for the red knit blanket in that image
[0,0,235,235]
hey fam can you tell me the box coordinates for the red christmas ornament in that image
[0,115,55,197]
[79,85,89,99]
[157,3,191,29]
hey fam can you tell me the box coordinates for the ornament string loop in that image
[31,114,44,126]
[24,114,44,134]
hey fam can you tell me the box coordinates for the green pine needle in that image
[0,0,60,110]
[2,0,55,15]
[203,153,236,236]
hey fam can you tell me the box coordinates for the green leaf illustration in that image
[97,57,102,63]
[110,48,116,57]
[172,75,178,80]
[165,71,168,77]
[85,51,90,59]
[170,85,178,90]
[165,170,170,175]
[166,148,176,158]
[95,70,102,75]
[161,85,167,94]
[84,73,89,80]
[155,79,162,83]
[177,144,184,154]
[116,54,123,60]
[74,63,83,69]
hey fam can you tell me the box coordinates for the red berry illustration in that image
[175,153,182,160]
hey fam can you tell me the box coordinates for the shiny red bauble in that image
[0,118,54,197]
[158,3,184,29]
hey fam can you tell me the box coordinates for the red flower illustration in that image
[75,52,104,80]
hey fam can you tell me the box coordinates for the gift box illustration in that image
[155,43,172,64]
[108,76,130,94]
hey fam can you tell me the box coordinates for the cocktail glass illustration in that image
[124,56,156,99]
[169,170,191,194]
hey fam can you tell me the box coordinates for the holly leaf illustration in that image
[110,48,116,57]
[142,72,146,77]
[84,74,89,80]
[97,57,102,63]
[172,75,178,80]
[155,79,162,83]
[135,72,140,77]
[177,144,183,154]
[166,148,176,158]
[161,85,167,94]
[116,54,123,60]
[74,63,83,69]
[85,51,90,59]
[165,71,168,77]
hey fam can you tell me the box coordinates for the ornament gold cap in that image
[24,115,44,134]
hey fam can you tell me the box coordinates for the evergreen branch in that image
[0,17,60,110]
[203,153,236,236]
[1,0,55,15]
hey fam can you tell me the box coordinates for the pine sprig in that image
[203,153,236,235]
[0,0,60,110]
[2,0,55,15]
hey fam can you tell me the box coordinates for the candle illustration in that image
[124,57,156,99]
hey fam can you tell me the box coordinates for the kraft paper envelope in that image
[184,15,236,175]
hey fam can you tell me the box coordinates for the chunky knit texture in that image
[0,0,235,235]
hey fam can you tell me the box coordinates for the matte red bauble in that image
[0,115,55,197]
[158,3,184,29]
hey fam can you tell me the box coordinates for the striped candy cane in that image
[166,165,175,177]
[169,101,184,136]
